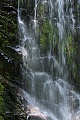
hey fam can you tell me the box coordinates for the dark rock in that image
[2,6,17,13]
[0,76,27,120]
[29,116,44,120]
[0,50,13,63]
[6,45,22,55]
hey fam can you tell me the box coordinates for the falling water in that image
[18,0,80,120]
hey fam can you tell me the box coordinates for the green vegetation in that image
[37,3,53,54]
[0,0,21,81]
[37,1,80,89]
[40,21,52,48]
[0,81,4,120]
[0,0,80,119]
[0,1,21,118]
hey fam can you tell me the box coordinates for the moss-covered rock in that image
[0,76,27,120]
[0,0,25,119]
[0,78,4,120]
[0,0,22,83]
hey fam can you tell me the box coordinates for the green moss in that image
[0,9,17,48]
[37,3,43,17]
[0,116,4,120]
[0,81,4,119]
[19,0,33,10]
[39,20,53,52]
[0,0,20,81]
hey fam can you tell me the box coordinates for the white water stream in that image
[18,0,80,120]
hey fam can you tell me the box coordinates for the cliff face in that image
[0,0,80,119]
[0,1,35,119]
[0,0,21,81]
[0,0,24,119]
[0,76,27,120]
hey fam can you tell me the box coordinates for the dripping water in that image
[18,0,80,120]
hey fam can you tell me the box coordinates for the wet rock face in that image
[29,116,44,120]
[0,0,22,82]
[0,1,23,119]
[0,76,47,120]
[0,76,27,120]
[0,0,46,120]
[2,5,17,15]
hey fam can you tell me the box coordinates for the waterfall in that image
[18,0,80,120]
